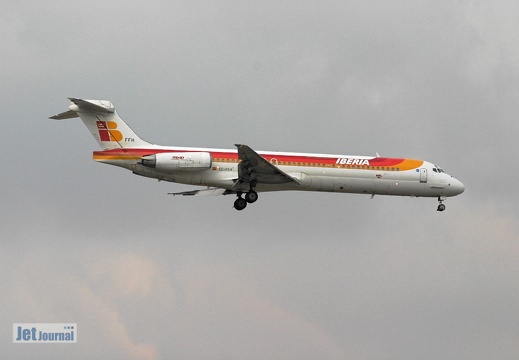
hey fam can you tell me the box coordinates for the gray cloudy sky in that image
[2,1,519,359]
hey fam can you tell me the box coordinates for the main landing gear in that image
[437,196,446,212]
[234,190,258,211]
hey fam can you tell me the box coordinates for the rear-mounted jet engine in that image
[139,152,212,172]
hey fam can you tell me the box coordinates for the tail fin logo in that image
[96,121,123,142]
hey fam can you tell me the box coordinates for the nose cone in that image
[448,177,465,196]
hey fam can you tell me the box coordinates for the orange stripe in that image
[93,154,141,161]
[396,159,424,171]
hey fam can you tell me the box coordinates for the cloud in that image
[169,257,349,359]
[2,247,169,359]
[2,1,519,359]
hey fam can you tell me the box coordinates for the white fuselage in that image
[93,146,465,198]
[50,98,464,210]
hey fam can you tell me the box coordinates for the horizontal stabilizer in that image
[68,98,115,114]
[49,110,79,120]
[49,98,115,120]
[49,97,154,149]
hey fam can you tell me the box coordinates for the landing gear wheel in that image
[234,197,247,211]
[245,191,258,203]
[437,196,446,212]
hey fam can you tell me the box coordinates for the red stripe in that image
[92,148,409,167]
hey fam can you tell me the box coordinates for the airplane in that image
[50,98,465,211]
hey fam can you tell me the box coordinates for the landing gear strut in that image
[437,196,446,212]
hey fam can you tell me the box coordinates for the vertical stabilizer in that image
[50,98,154,149]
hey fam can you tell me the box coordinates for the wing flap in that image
[168,188,233,196]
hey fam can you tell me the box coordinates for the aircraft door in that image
[419,168,427,183]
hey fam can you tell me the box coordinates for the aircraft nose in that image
[449,177,465,196]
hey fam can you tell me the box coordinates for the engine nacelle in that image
[139,152,212,172]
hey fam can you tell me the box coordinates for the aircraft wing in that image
[168,188,234,196]
[235,144,300,185]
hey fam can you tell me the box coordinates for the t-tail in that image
[49,98,153,149]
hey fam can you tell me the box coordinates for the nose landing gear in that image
[437,196,446,212]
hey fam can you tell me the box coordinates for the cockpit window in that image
[434,165,444,173]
